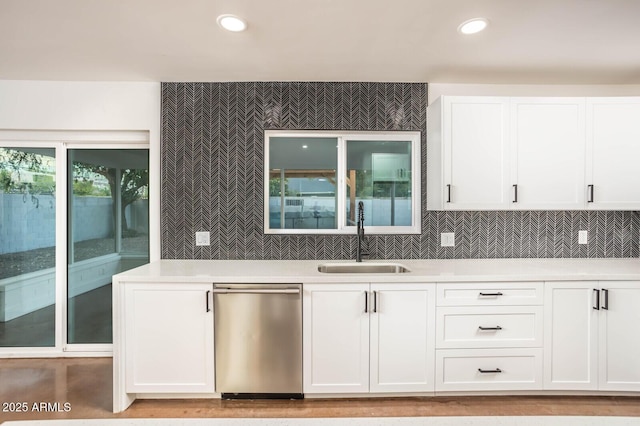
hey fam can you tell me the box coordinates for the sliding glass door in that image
[0,142,149,351]
[67,149,149,345]
[0,147,57,347]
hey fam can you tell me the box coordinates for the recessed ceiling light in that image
[217,14,247,32]
[302,145,308,149]
[458,18,488,35]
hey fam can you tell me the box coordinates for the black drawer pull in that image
[479,292,504,297]
[478,326,503,331]
[478,368,502,374]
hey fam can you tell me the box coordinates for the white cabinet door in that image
[544,282,598,390]
[124,283,214,393]
[511,98,586,209]
[445,97,511,209]
[544,281,640,392]
[303,283,370,393]
[599,282,640,391]
[369,283,435,393]
[427,96,511,210]
[587,98,640,209]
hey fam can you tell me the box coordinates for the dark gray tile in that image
[161,82,638,260]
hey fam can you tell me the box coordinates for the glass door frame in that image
[0,131,151,357]
[64,142,150,355]
[0,140,65,356]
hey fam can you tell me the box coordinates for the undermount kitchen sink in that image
[317,262,411,274]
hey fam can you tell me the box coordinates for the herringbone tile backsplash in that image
[161,82,639,260]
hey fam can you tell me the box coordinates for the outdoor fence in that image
[0,194,148,255]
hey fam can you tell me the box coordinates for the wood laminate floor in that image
[1,358,640,423]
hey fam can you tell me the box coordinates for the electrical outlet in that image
[441,232,455,247]
[578,230,588,245]
[195,231,210,246]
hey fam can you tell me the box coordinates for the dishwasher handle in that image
[212,288,300,295]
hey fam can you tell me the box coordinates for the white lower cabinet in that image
[545,281,640,391]
[118,278,640,399]
[436,306,543,349]
[370,283,436,392]
[436,348,543,391]
[303,283,370,393]
[435,282,544,391]
[303,283,435,394]
[124,282,215,393]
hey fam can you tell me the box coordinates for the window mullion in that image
[336,137,347,232]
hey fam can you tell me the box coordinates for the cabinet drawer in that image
[437,282,543,306]
[436,306,543,349]
[435,348,543,391]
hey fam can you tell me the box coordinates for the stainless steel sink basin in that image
[317,262,411,274]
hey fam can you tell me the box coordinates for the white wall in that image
[428,84,640,105]
[0,80,161,261]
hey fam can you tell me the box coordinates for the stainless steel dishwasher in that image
[213,283,303,398]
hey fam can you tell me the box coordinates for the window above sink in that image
[264,130,421,235]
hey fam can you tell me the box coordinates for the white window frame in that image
[264,130,421,235]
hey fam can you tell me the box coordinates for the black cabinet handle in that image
[478,368,502,374]
[513,184,518,203]
[602,288,609,310]
[478,326,503,331]
[364,291,368,313]
[479,292,503,297]
[593,289,600,310]
[446,184,452,203]
[588,185,594,203]
[373,291,378,313]
[206,290,211,312]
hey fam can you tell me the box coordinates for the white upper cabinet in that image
[428,95,640,211]
[586,98,640,210]
[510,98,586,209]
[427,96,511,210]
[371,153,411,182]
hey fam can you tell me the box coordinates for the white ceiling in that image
[1,0,639,84]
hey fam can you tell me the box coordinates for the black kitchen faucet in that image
[356,201,369,262]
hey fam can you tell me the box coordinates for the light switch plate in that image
[578,230,588,245]
[441,232,455,247]
[195,231,210,246]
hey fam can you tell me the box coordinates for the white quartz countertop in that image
[113,258,640,284]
